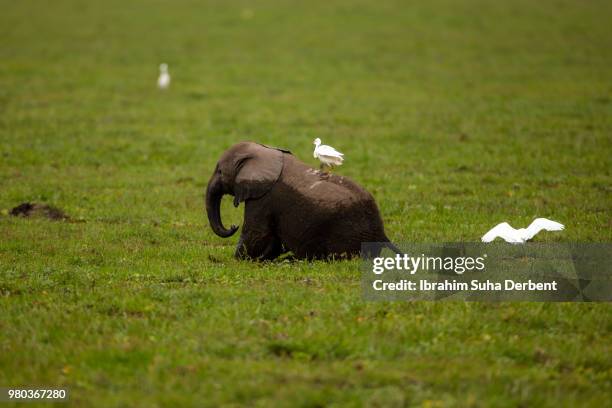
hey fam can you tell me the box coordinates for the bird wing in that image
[481,222,522,243]
[318,144,344,157]
[319,154,344,166]
[524,218,564,240]
[158,74,170,87]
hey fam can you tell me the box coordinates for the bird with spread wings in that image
[481,218,565,243]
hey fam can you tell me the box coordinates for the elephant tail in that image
[383,239,404,255]
[361,238,402,259]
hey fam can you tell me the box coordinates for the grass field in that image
[1,0,611,406]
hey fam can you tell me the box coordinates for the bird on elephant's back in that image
[205,141,398,260]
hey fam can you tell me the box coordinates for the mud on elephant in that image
[205,141,396,260]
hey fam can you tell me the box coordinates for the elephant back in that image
[278,154,377,209]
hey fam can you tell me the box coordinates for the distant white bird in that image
[481,218,565,244]
[157,63,170,89]
[313,138,344,171]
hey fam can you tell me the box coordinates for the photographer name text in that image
[372,279,558,292]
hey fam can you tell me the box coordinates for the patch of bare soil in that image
[9,202,68,221]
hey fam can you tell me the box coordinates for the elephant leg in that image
[258,237,283,260]
[234,203,283,261]
[235,231,282,261]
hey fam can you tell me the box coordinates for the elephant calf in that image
[205,141,395,260]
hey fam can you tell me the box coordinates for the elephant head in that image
[205,142,288,238]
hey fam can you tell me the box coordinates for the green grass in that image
[1,0,611,406]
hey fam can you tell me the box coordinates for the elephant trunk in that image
[206,174,238,238]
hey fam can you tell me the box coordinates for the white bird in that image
[313,138,344,171]
[481,218,565,244]
[157,63,170,89]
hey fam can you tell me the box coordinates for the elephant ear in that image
[233,143,287,207]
